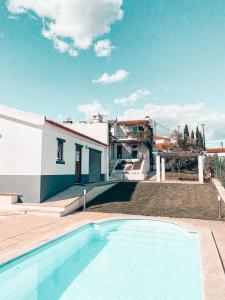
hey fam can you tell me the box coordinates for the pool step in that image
[106,231,197,247]
[105,225,191,239]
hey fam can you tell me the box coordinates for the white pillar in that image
[161,157,166,181]
[105,147,109,181]
[156,155,161,182]
[101,147,109,181]
[82,146,89,175]
[198,155,204,184]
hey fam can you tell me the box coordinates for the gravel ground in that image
[86,182,225,220]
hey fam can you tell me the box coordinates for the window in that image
[132,126,139,133]
[132,144,137,149]
[132,150,138,159]
[56,138,65,164]
[111,143,115,159]
[117,145,122,159]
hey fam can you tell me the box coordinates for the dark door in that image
[132,150,138,158]
[75,147,82,182]
[117,145,122,159]
[89,149,101,182]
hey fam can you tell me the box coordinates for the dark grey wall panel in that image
[40,174,75,202]
[81,174,89,184]
[0,175,41,203]
[89,149,101,182]
[100,174,105,181]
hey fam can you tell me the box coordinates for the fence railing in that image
[214,157,225,187]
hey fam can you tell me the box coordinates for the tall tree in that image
[191,130,195,140]
[184,124,189,139]
[183,124,189,148]
[196,126,200,148]
[198,132,204,149]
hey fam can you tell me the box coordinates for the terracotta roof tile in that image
[207,148,225,153]
[116,119,149,125]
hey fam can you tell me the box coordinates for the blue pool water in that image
[0,219,202,300]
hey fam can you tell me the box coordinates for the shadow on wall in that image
[86,182,138,208]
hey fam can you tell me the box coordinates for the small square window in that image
[132,126,139,133]
[56,138,65,164]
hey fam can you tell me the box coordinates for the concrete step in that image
[11,182,117,217]
[13,204,65,216]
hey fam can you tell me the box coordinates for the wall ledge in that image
[212,179,225,203]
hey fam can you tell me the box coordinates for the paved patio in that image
[0,211,225,299]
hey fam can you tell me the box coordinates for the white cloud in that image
[47,35,78,57]
[77,100,225,145]
[114,89,151,106]
[163,85,168,93]
[8,15,18,20]
[77,100,108,120]
[120,102,225,143]
[57,114,64,122]
[92,69,129,84]
[7,0,123,57]
[94,39,116,57]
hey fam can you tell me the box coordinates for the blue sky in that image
[0,0,225,145]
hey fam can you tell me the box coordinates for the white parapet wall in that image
[111,158,150,181]
[62,183,116,216]
[0,194,18,207]
[212,179,225,203]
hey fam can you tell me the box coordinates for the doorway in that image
[117,145,122,159]
[89,149,101,182]
[75,146,82,182]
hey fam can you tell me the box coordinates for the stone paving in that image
[0,211,225,299]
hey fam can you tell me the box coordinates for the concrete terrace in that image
[9,181,117,216]
[0,212,224,300]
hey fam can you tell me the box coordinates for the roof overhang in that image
[156,151,202,158]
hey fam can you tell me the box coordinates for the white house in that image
[206,148,225,158]
[0,106,108,203]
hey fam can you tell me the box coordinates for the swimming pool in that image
[0,219,203,300]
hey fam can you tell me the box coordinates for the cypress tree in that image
[191,130,195,140]
[199,132,204,149]
[183,124,189,148]
[184,124,189,138]
[196,126,200,148]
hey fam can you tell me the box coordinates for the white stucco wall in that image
[206,153,225,158]
[41,122,108,178]
[0,104,109,180]
[65,122,109,145]
[0,105,44,126]
[117,143,149,160]
[0,116,43,175]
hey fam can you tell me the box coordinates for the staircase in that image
[132,160,142,170]
[109,159,117,174]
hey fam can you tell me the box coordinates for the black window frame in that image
[56,138,66,164]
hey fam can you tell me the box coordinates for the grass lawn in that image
[86,182,225,220]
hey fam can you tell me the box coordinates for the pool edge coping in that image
[0,213,225,299]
